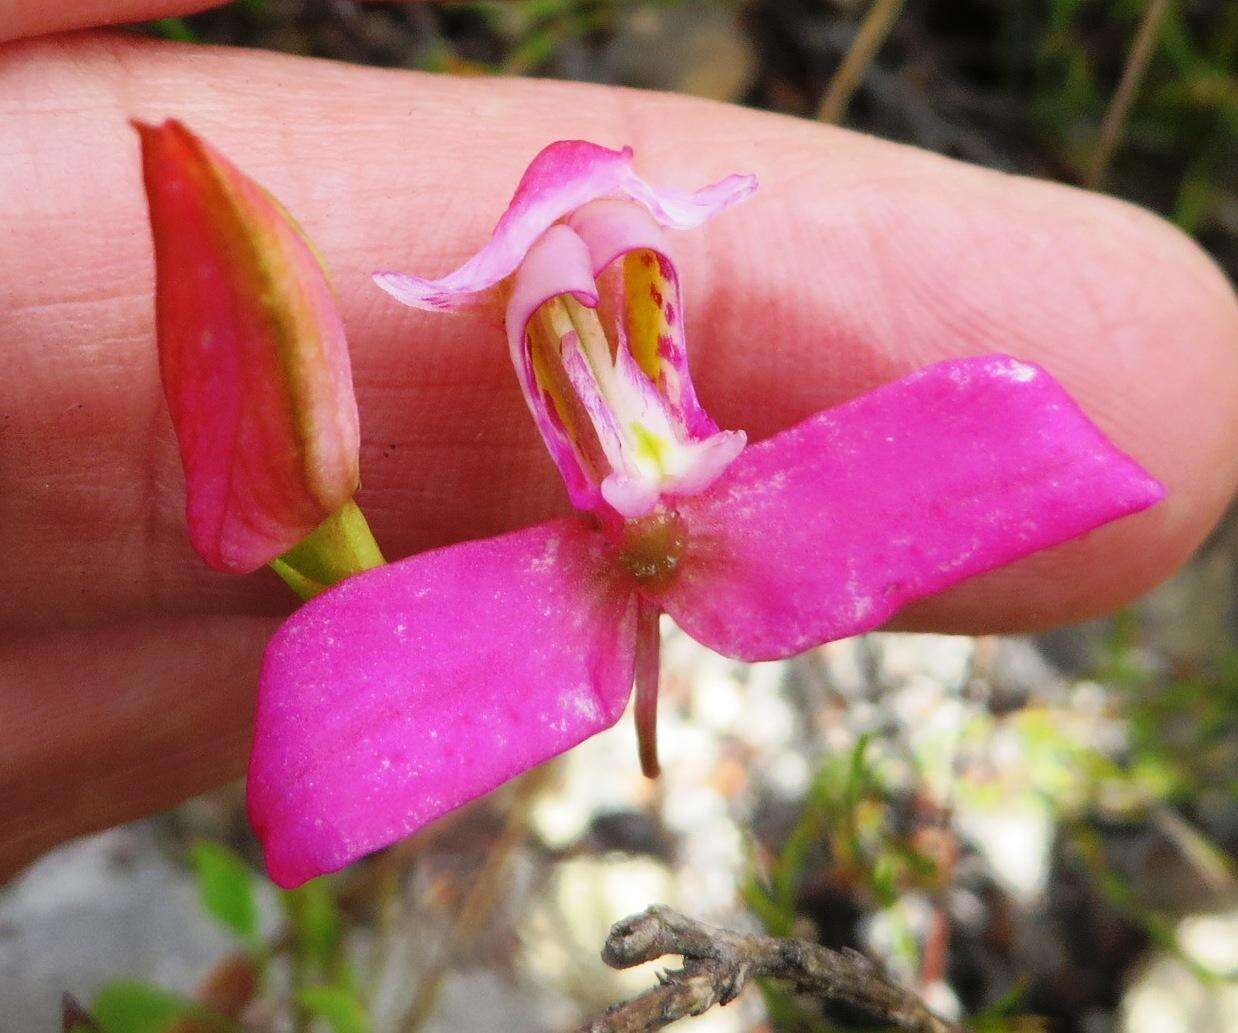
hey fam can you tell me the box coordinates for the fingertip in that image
[776,159,1238,635]
[896,210,1238,634]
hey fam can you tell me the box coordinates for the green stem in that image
[269,499,385,601]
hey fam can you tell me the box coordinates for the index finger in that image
[1,30,1236,878]
[0,0,457,44]
[0,0,221,42]
[1,31,1235,636]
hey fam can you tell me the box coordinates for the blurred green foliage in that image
[296,986,368,1033]
[743,735,938,941]
[74,843,362,1033]
[88,984,203,1033]
[1033,0,1235,231]
[190,842,261,950]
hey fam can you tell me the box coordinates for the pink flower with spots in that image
[247,141,1163,888]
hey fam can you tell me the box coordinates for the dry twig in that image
[818,0,907,124]
[1085,0,1172,188]
[575,905,963,1033]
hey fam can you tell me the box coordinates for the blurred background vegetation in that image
[6,3,1235,1033]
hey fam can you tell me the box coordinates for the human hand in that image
[1,1,1235,881]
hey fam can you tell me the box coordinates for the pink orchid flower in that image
[136,119,361,574]
[247,141,1163,888]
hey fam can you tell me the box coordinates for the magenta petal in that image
[373,140,755,311]
[247,519,637,888]
[663,356,1165,662]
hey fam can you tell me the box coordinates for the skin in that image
[1,3,1235,882]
